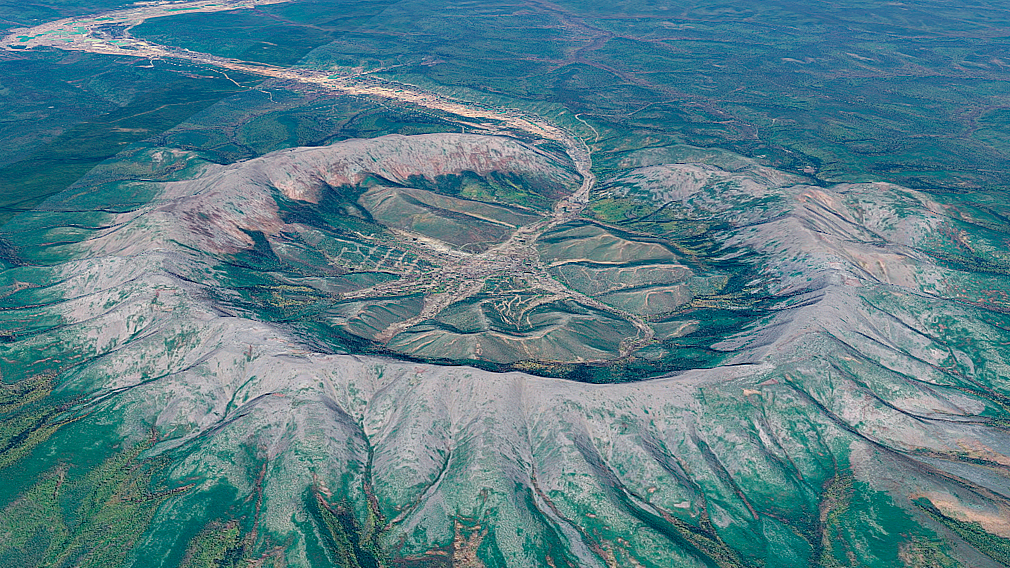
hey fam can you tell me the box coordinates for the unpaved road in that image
[3,0,654,357]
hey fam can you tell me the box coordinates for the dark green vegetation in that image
[0,0,128,31]
[0,50,459,226]
[222,0,1010,194]
[0,61,258,224]
[3,0,1010,566]
[0,51,232,170]
[304,490,385,568]
[131,0,400,67]
[0,436,172,567]
[162,88,460,165]
[0,0,455,226]
[121,0,1010,235]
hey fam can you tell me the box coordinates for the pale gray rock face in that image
[8,133,1010,567]
[105,133,576,255]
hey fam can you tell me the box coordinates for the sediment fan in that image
[2,132,1009,566]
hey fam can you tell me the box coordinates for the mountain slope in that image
[2,134,1010,567]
